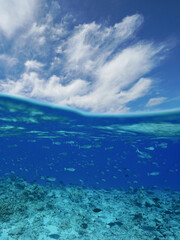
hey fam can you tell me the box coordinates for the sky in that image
[0,0,179,113]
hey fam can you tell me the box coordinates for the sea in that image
[0,94,179,240]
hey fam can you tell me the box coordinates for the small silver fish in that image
[64,167,76,172]
[147,172,160,176]
[145,146,155,151]
[47,177,56,182]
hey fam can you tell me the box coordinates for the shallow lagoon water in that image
[0,94,180,239]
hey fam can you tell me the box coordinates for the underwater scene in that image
[0,94,180,240]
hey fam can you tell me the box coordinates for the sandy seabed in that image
[0,176,179,240]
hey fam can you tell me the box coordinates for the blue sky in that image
[0,0,179,113]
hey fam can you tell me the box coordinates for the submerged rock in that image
[8,226,25,236]
[141,225,156,231]
[108,221,123,227]
[93,208,102,213]
[81,223,88,229]
[0,200,14,222]
[49,233,60,239]
[133,213,143,221]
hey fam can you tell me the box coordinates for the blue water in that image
[0,94,180,190]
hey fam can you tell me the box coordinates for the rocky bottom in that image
[0,176,179,240]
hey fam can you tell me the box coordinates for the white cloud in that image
[96,43,156,91]
[0,9,170,113]
[56,77,152,113]
[65,14,143,74]
[58,15,164,112]
[16,21,47,51]
[118,78,152,104]
[0,72,89,103]
[56,46,63,54]
[14,11,67,58]
[29,22,46,36]
[0,54,18,67]
[25,60,44,71]
[27,22,47,45]
[146,97,167,107]
[0,0,37,38]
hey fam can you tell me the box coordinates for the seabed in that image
[0,176,179,240]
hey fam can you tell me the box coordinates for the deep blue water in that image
[0,94,180,190]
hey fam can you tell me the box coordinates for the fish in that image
[47,177,56,182]
[136,149,152,159]
[147,172,160,176]
[80,145,92,149]
[64,167,76,172]
[145,146,155,151]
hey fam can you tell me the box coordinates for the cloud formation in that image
[25,60,45,72]
[0,0,37,38]
[0,1,170,113]
[146,97,167,107]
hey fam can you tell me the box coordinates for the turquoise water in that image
[0,94,180,239]
[0,94,180,190]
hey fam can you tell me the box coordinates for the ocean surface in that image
[0,94,180,239]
